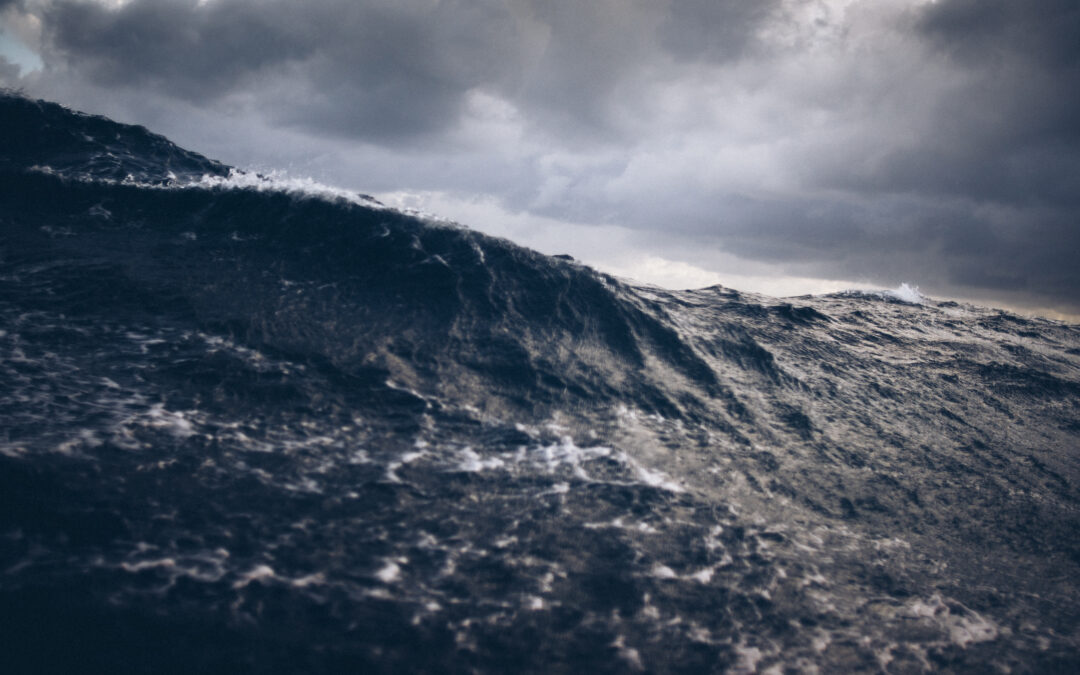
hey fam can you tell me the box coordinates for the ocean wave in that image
[826,282,928,305]
[3,92,1079,673]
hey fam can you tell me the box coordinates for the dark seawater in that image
[2,94,1079,673]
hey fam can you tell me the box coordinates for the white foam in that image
[651,564,678,579]
[375,560,403,584]
[54,429,103,456]
[732,642,764,674]
[456,447,505,472]
[385,449,428,482]
[234,564,276,588]
[30,163,459,230]
[613,635,645,671]
[541,482,570,496]
[290,572,326,588]
[689,567,715,583]
[120,557,178,573]
[906,593,999,647]
[829,282,928,305]
[627,458,684,492]
[184,170,382,208]
[144,403,196,437]
[117,549,230,585]
[0,445,27,458]
[537,436,612,479]
[885,282,926,304]
[950,614,998,648]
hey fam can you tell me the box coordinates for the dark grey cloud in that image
[811,0,1080,209]
[9,0,1080,315]
[35,0,778,142]
[659,0,776,62]
[768,0,1080,311]
[44,0,303,95]
[41,0,490,139]
[917,0,1080,71]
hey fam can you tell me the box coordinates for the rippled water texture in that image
[2,95,1079,673]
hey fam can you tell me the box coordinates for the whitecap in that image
[375,560,403,584]
[884,282,926,304]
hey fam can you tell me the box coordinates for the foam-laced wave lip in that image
[184,169,385,208]
[884,282,926,304]
[183,170,476,230]
[825,282,927,305]
[24,160,470,231]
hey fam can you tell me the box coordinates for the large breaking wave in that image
[2,94,1079,673]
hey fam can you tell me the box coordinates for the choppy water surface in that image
[2,95,1079,673]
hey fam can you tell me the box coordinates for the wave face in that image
[2,94,1079,673]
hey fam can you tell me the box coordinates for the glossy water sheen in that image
[2,95,1079,673]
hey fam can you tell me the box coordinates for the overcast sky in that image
[2,0,1078,318]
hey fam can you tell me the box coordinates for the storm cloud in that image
[30,0,777,141]
[4,0,1079,316]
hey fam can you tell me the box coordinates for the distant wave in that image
[825,282,927,305]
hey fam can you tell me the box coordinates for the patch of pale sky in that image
[0,8,43,76]
[0,34,41,76]
[375,188,889,298]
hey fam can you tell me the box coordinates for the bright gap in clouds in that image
[0,31,43,76]
[376,189,886,299]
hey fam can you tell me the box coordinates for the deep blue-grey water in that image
[2,94,1079,673]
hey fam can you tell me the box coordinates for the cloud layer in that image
[4,0,1079,315]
